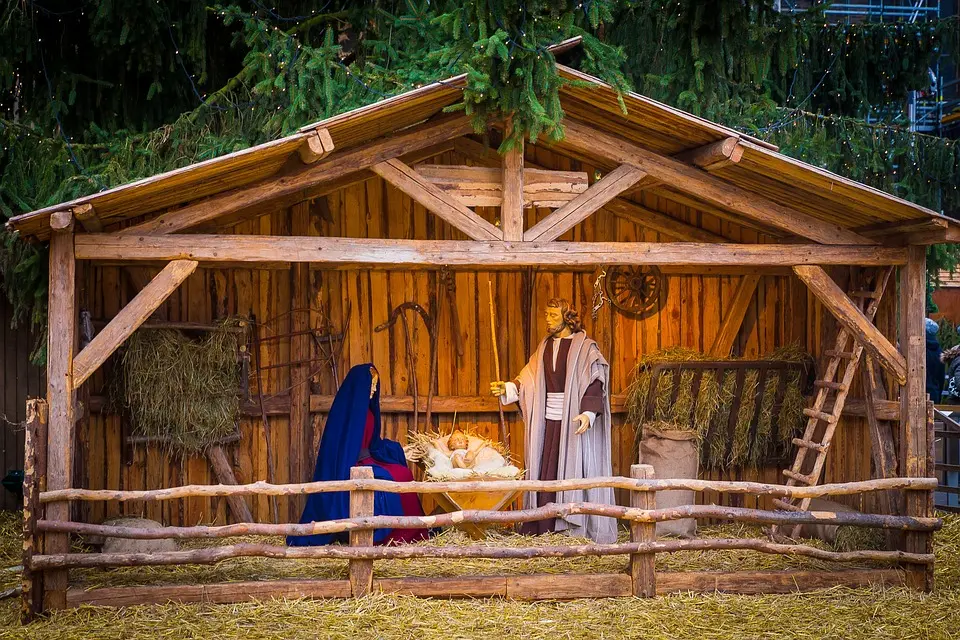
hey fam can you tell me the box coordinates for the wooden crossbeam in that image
[793,265,906,385]
[298,128,335,164]
[75,234,907,267]
[523,165,647,242]
[413,165,588,208]
[119,115,474,236]
[560,119,874,246]
[371,159,502,241]
[72,260,199,387]
[708,274,761,357]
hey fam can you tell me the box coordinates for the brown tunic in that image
[519,336,604,535]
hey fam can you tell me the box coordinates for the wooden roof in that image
[8,55,956,244]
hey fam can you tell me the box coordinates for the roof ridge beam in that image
[559,118,874,246]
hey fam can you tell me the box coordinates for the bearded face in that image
[545,305,566,337]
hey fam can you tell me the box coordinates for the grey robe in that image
[514,331,618,543]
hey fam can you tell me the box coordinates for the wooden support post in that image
[501,132,524,241]
[44,211,76,611]
[629,464,656,597]
[861,356,900,525]
[899,245,933,591]
[349,466,375,596]
[21,398,47,623]
[205,445,255,524]
[289,202,311,522]
[709,274,761,357]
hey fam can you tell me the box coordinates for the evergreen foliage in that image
[3,1,960,360]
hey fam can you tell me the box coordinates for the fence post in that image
[21,399,48,623]
[629,463,656,597]
[349,466,375,597]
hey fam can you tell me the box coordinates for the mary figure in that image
[287,363,427,546]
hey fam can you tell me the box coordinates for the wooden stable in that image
[8,50,957,613]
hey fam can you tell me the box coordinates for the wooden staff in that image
[488,277,509,449]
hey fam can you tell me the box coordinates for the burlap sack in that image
[639,425,698,538]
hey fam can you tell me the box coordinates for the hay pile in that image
[625,345,810,469]
[114,321,244,452]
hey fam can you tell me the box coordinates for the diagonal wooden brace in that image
[372,158,503,241]
[72,260,198,386]
[523,164,647,242]
[793,265,906,384]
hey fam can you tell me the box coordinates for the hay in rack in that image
[114,320,244,452]
[626,345,812,470]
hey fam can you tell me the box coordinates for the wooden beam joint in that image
[299,128,335,164]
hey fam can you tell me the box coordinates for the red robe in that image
[357,411,428,544]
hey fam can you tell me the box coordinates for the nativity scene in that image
[11,50,950,613]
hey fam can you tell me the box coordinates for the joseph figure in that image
[491,298,617,544]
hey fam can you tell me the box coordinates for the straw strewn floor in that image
[1,512,958,640]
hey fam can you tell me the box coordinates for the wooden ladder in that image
[772,266,894,537]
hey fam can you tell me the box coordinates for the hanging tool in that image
[375,301,436,433]
[488,277,510,449]
[439,267,465,362]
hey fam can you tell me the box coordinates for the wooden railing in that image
[21,398,942,618]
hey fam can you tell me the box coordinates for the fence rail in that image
[38,475,938,504]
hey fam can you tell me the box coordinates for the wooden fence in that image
[21,399,940,617]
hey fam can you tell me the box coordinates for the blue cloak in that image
[287,363,408,546]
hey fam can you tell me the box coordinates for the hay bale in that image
[116,321,243,452]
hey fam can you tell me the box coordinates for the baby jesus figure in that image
[409,429,522,480]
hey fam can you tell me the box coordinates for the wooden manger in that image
[8,48,956,618]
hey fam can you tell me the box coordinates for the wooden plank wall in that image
[73,146,895,525]
[0,297,44,510]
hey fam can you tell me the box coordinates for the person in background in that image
[927,318,945,403]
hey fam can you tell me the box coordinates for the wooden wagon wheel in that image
[603,265,664,318]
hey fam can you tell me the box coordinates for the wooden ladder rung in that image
[782,469,817,485]
[824,350,855,359]
[772,498,803,512]
[792,437,828,453]
[813,380,847,392]
[803,408,838,423]
[850,290,879,298]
